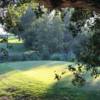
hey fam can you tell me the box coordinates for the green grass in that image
[8,37,23,44]
[0,61,100,100]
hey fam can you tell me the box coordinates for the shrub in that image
[8,51,41,61]
[8,53,24,61]
[39,45,50,60]
[23,51,41,60]
[50,53,67,61]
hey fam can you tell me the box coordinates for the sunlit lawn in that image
[0,61,100,100]
[8,37,23,44]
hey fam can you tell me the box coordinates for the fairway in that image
[0,61,100,100]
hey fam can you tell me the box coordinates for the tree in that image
[19,8,65,54]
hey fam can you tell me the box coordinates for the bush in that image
[23,51,41,60]
[18,8,65,54]
[8,53,24,61]
[8,51,41,61]
[0,48,8,62]
[50,53,67,61]
[39,45,50,60]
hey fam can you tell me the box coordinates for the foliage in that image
[50,53,67,61]
[8,53,24,61]
[8,51,40,61]
[23,51,41,60]
[18,8,65,54]
[0,48,8,62]
[4,6,99,66]
[3,1,38,31]
[40,45,50,60]
[77,18,100,66]
[70,8,92,37]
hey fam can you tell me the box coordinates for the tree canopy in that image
[41,0,100,11]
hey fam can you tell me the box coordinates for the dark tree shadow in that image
[42,76,100,100]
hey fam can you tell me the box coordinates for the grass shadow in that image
[43,75,100,100]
